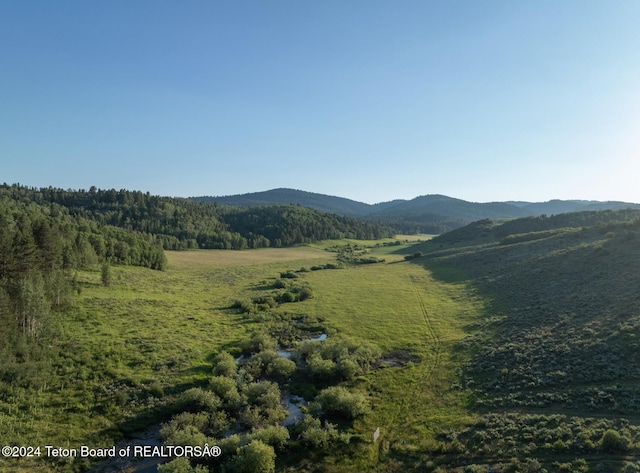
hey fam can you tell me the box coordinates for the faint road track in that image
[390,275,443,427]
[409,274,442,389]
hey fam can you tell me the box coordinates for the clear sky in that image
[2,1,639,204]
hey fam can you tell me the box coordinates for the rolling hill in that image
[194,188,373,217]
[193,188,640,234]
[396,208,640,469]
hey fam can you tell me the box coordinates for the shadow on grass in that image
[249,283,277,292]
[387,241,425,255]
[408,258,470,284]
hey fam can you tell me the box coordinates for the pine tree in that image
[101,261,112,287]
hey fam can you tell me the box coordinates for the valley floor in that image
[4,233,640,472]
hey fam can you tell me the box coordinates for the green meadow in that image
[9,217,640,472]
[1,238,485,472]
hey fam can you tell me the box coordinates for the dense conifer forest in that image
[0,184,392,251]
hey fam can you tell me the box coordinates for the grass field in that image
[165,246,331,270]
[1,240,485,472]
[276,247,483,471]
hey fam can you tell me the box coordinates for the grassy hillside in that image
[404,209,640,470]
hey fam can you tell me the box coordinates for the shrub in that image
[224,440,275,473]
[162,423,212,448]
[299,338,381,381]
[306,355,336,381]
[101,261,111,287]
[212,352,238,378]
[243,381,281,408]
[335,358,359,380]
[266,357,296,380]
[294,286,313,301]
[158,457,208,473]
[248,425,290,450]
[292,415,339,448]
[231,299,254,313]
[175,388,222,413]
[147,381,164,398]
[312,386,370,419]
[572,459,589,473]
[242,333,278,354]
[239,382,288,427]
[162,411,209,438]
[218,434,242,456]
[272,279,287,289]
[245,350,279,378]
[600,429,629,452]
[209,375,241,408]
[279,292,295,303]
[252,295,278,309]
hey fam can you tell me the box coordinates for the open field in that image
[1,239,486,472]
[284,261,483,471]
[165,246,331,270]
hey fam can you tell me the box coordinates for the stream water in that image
[90,334,327,472]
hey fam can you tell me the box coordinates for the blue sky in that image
[2,1,639,204]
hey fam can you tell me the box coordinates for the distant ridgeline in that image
[194,187,640,235]
[0,184,393,252]
[431,208,640,245]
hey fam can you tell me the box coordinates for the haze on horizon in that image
[1,1,639,205]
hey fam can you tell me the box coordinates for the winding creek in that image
[89,334,328,472]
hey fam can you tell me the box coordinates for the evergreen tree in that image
[101,261,112,287]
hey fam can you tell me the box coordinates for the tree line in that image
[0,197,166,348]
[1,184,393,250]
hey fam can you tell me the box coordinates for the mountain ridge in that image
[192,188,640,234]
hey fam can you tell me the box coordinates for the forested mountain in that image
[195,188,640,234]
[366,194,533,234]
[0,184,392,250]
[220,206,389,247]
[194,188,373,217]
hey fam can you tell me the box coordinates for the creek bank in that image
[89,333,328,472]
[86,425,164,473]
